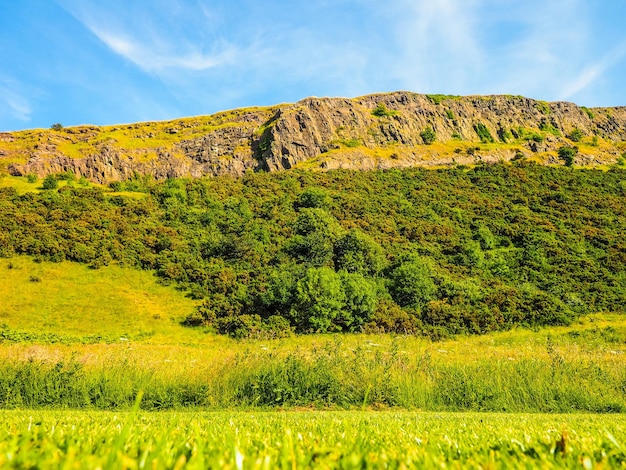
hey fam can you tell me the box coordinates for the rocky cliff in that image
[2,92,626,182]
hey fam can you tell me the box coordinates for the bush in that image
[420,127,436,145]
[372,103,396,117]
[50,123,63,131]
[568,128,584,142]
[473,123,494,143]
[558,146,578,166]
[26,174,38,183]
[42,175,58,190]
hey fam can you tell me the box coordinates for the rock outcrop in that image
[2,92,626,182]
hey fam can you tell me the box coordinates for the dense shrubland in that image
[1,162,625,338]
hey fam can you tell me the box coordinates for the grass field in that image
[1,410,624,468]
[1,256,625,467]
[0,256,199,343]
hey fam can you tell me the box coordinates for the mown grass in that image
[0,410,624,468]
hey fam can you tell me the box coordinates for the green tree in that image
[389,259,436,310]
[286,208,343,266]
[291,267,345,332]
[333,229,386,276]
[42,174,58,190]
[558,146,577,166]
[337,271,378,331]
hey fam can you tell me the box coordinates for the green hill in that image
[0,256,199,343]
[1,162,625,339]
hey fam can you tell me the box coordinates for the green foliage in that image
[292,267,345,332]
[26,174,37,184]
[536,100,551,115]
[445,109,455,120]
[333,229,386,276]
[558,145,578,166]
[581,106,595,119]
[389,259,436,310]
[296,187,331,210]
[426,94,459,105]
[41,174,58,190]
[2,165,626,338]
[420,126,437,145]
[497,127,512,143]
[371,103,397,117]
[339,138,361,148]
[568,127,584,142]
[50,123,63,131]
[539,119,560,136]
[473,122,495,143]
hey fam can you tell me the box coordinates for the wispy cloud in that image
[0,77,32,125]
[386,0,485,93]
[89,27,236,73]
[56,0,237,74]
[559,40,626,101]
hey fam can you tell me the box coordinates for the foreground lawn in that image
[1,410,624,468]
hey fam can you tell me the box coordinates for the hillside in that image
[1,92,626,183]
[1,163,625,338]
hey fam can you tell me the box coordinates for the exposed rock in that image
[2,92,626,183]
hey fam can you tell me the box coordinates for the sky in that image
[2,0,626,131]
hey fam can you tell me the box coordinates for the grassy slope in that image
[0,256,199,342]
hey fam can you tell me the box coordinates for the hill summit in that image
[2,92,626,183]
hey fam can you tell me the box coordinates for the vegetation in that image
[581,106,595,119]
[419,126,436,145]
[1,410,624,468]
[568,127,584,142]
[558,145,578,166]
[1,314,625,411]
[425,94,459,105]
[473,122,495,143]
[371,103,397,117]
[0,163,625,339]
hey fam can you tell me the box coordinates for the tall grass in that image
[1,337,624,412]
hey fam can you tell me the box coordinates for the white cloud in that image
[56,1,237,74]
[0,78,32,124]
[89,26,237,73]
[559,41,626,101]
[386,0,484,93]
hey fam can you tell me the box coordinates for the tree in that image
[42,174,58,190]
[291,267,345,332]
[333,229,386,276]
[50,123,63,131]
[558,145,577,166]
[285,208,343,267]
[389,259,436,310]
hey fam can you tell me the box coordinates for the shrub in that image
[473,123,494,143]
[50,123,63,131]
[372,103,396,117]
[558,146,578,166]
[26,174,38,183]
[420,126,436,145]
[568,128,584,142]
[42,174,58,190]
[580,106,594,119]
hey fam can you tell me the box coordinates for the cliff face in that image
[2,92,626,182]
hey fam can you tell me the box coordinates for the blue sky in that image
[2,0,626,131]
